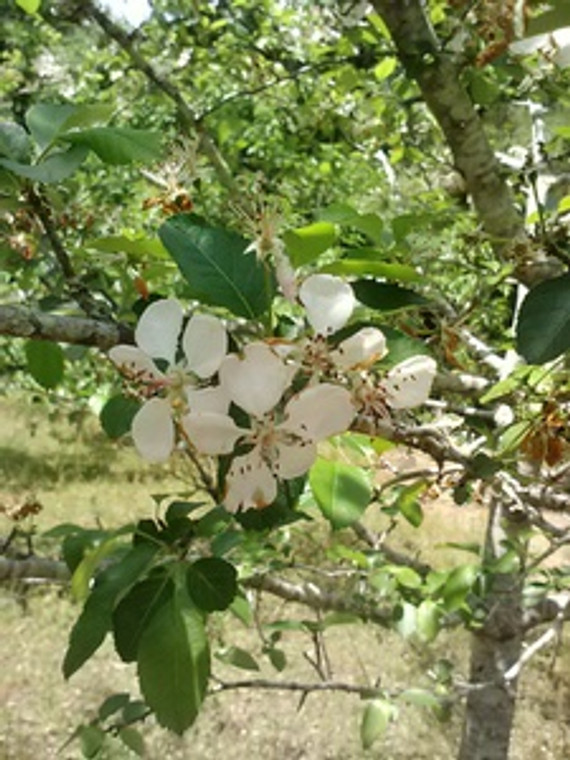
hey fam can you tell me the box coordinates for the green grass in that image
[0,397,568,759]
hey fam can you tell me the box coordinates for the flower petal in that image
[299,274,355,335]
[274,438,317,479]
[186,384,229,415]
[382,355,437,409]
[108,345,165,383]
[220,342,292,418]
[135,298,183,365]
[331,327,387,370]
[131,397,175,462]
[284,383,355,441]
[224,449,277,512]
[182,313,227,379]
[182,412,244,455]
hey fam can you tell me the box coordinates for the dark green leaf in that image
[79,724,105,758]
[137,590,210,734]
[267,647,287,671]
[516,273,570,363]
[24,340,64,389]
[159,215,274,318]
[526,3,570,36]
[98,693,130,721]
[113,574,173,662]
[309,458,372,529]
[187,557,238,612]
[119,727,145,757]
[99,395,141,439]
[63,544,157,678]
[353,280,429,311]
[0,145,89,183]
[164,500,205,523]
[65,127,162,165]
[215,646,260,671]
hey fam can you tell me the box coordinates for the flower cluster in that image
[109,274,436,513]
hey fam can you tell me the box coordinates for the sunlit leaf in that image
[309,458,372,529]
[283,221,336,266]
[360,699,394,750]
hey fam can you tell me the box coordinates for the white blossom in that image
[184,342,355,511]
[109,298,228,462]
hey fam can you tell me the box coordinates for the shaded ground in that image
[0,397,568,759]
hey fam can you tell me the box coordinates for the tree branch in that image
[0,304,133,350]
[371,0,560,286]
[83,1,238,196]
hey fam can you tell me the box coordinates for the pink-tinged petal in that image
[135,298,183,365]
[132,397,174,462]
[299,274,355,335]
[274,438,317,479]
[331,327,387,370]
[284,383,355,441]
[182,313,227,379]
[182,412,244,455]
[108,345,165,383]
[220,342,291,418]
[224,450,277,512]
[383,355,437,409]
[186,384,229,415]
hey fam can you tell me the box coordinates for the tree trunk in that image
[458,496,525,760]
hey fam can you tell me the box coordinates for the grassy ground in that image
[0,396,568,759]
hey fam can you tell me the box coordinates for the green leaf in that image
[352,280,429,311]
[309,458,372,529]
[26,103,76,149]
[86,235,167,259]
[416,600,441,643]
[229,594,254,626]
[159,215,274,318]
[374,57,397,80]
[137,590,210,734]
[65,127,163,165]
[317,204,384,243]
[442,565,478,611]
[63,544,157,678]
[113,575,173,662]
[100,395,141,439]
[79,724,105,758]
[320,259,420,282]
[516,273,570,363]
[267,647,287,672]
[399,688,441,709]
[71,535,125,601]
[526,3,570,36]
[98,693,130,721]
[16,0,41,12]
[24,340,64,389]
[187,557,238,612]
[0,122,32,161]
[360,699,393,750]
[0,145,89,183]
[215,645,260,671]
[283,221,336,267]
[395,481,426,528]
[119,727,145,757]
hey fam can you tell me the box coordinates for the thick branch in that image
[0,304,133,350]
[371,1,559,286]
[242,572,392,626]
